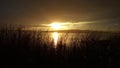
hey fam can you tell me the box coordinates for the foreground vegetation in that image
[0,27,120,68]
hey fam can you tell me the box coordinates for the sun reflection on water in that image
[52,32,59,47]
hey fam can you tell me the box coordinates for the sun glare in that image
[50,22,61,30]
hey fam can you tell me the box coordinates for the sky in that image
[0,0,120,31]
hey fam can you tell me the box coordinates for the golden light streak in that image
[52,32,59,47]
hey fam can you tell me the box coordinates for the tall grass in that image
[0,26,120,68]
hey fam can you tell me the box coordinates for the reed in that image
[0,26,120,68]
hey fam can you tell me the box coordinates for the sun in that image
[50,22,61,30]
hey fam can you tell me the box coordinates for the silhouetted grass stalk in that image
[0,26,120,68]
